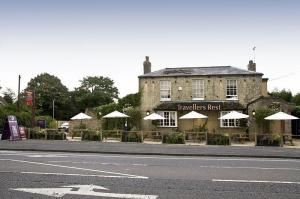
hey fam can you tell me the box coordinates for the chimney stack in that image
[248,60,256,72]
[143,56,151,74]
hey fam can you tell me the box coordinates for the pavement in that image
[1,139,300,159]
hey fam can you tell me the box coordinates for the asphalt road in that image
[0,150,299,199]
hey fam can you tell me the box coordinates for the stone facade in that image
[138,57,294,136]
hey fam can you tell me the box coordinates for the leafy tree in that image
[292,93,300,106]
[270,88,293,102]
[74,76,119,110]
[117,92,141,110]
[25,73,70,120]
[2,88,16,104]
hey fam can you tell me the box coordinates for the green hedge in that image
[45,129,65,140]
[82,130,101,141]
[29,129,46,139]
[207,133,230,145]
[256,134,282,146]
[121,132,142,142]
[162,133,185,144]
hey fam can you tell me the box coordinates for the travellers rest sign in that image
[177,103,221,111]
[155,101,245,111]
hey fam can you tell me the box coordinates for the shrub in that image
[121,132,142,142]
[162,132,185,144]
[45,129,65,140]
[82,130,101,141]
[207,133,230,145]
[29,129,46,139]
[256,134,282,146]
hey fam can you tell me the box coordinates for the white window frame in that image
[160,80,171,101]
[157,111,177,127]
[220,111,240,128]
[226,79,238,100]
[192,79,204,100]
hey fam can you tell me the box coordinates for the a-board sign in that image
[1,115,21,141]
[19,126,27,139]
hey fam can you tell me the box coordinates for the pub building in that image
[138,56,295,137]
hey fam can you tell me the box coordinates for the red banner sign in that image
[26,91,33,106]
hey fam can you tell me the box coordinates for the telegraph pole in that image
[18,75,21,111]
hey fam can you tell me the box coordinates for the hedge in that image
[162,132,185,144]
[207,133,230,145]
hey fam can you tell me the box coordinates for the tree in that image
[74,76,119,110]
[292,93,300,106]
[2,88,16,104]
[25,73,70,120]
[270,88,293,102]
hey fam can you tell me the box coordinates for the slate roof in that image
[139,66,263,78]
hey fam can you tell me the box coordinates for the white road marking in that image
[212,179,300,185]
[12,184,158,199]
[48,160,148,166]
[0,159,148,179]
[197,165,300,171]
[20,171,146,179]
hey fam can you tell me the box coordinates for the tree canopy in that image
[270,88,293,102]
[25,73,70,120]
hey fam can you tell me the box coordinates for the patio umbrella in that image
[264,111,299,120]
[265,111,299,135]
[143,113,165,120]
[70,112,92,138]
[102,111,129,118]
[218,111,249,120]
[179,111,208,130]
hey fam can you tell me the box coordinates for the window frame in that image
[192,79,204,100]
[157,111,177,127]
[160,80,171,101]
[220,111,240,128]
[226,79,238,100]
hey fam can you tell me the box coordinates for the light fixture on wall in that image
[252,109,256,116]
[146,111,150,116]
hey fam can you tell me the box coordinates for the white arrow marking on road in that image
[12,184,158,199]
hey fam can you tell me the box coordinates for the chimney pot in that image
[248,60,256,72]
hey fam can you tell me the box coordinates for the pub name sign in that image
[177,103,221,111]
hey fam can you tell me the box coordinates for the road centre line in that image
[48,160,148,166]
[212,179,300,185]
[0,159,148,179]
[197,165,300,171]
[20,171,146,179]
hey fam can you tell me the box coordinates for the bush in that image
[207,133,230,145]
[162,133,185,144]
[121,132,142,142]
[82,130,101,141]
[45,129,65,140]
[256,134,282,146]
[29,129,46,139]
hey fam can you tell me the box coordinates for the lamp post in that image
[252,109,256,145]
[52,99,55,119]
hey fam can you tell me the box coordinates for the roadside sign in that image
[1,115,21,141]
[19,126,27,139]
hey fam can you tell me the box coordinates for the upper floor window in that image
[226,80,238,100]
[220,111,240,127]
[160,80,171,101]
[158,111,177,127]
[192,79,204,100]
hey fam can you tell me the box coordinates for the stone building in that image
[138,57,294,136]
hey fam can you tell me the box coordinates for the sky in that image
[0,0,300,98]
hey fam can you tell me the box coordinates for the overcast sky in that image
[0,0,299,97]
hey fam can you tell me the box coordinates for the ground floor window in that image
[157,111,177,127]
[220,111,240,127]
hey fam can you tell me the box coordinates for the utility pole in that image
[52,99,55,119]
[18,75,21,111]
[31,90,36,127]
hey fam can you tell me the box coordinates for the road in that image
[0,150,299,199]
